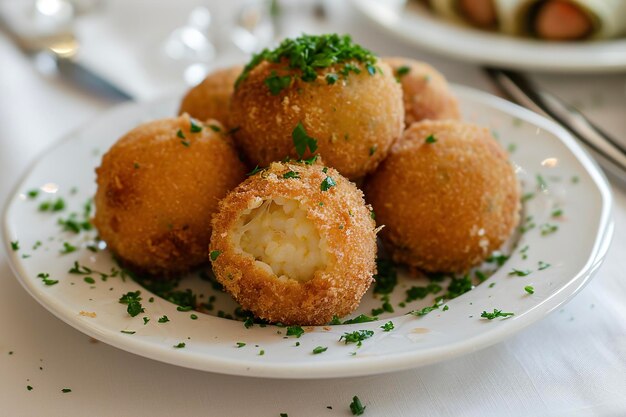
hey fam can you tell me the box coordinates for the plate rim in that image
[350,0,626,73]
[2,86,614,379]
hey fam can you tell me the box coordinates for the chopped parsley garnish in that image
[209,250,221,261]
[537,174,548,189]
[524,286,535,294]
[330,315,342,325]
[509,269,531,277]
[540,223,558,236]
[27,190,39,199]
[445,275,473,299]
[405,283,442,302]
[442,305,449,311]
[521,192,535,202]
[208,124,221,132]
[369,145,377,156]
[486,252,509,267]
[259,349,265,356]
[343,314,377,325]
[190,314,198,320]
[286,326,305,338]
[158,315,170,323]
[120,330,136,335]
[118,291,144,317]
[236,342,246,348]
[396,65,410,77]
[326,73,339,84]
[292,122,318,158]
[380,321,394,332]
[84,277,95,284]
[339,330,374,346]
[312,346,328,354]
[27,385,33,391]
[349,395,366,415]
[538,261,551,270]
[409,305,438,317]
[173,342,186,349]
[180,139,190,147]
[481,309,514,320]
[247,165,265,176]
[190,119,203,133]
[176,306,192,312]
[61,388,72,393]
[320,176,336,191]
[176,129,186,139]
[373,259,397,295]
[39,198,65,212]
[143,317,150,325]
[10,241,19,251]
[60,242,77,254]
[244,317,254,328]
[489,282,496,288]
[37,272,58,286]
[236,34,378,88]
[425,134,437,144]
[551,208,563,218]
[264,71,292,95]
[282,170,300,179]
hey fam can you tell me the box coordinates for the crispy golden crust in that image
[365,120,520,273]
[210,161,377,325]
[384,57,461,126]
[178,66,243,128]
[93,114,247,276]
[229,60,404,179]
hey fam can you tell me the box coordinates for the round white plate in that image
[351,0,626,73]
[2,86,613,379]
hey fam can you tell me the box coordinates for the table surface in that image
[1,1,625,416]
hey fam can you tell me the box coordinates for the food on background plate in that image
[93,114,246,276]
[365,120,520,273]
[423,0,626,40]
[384,57,460,127]
[178,65,242,129]
[229,34,404,180]
[209,160,377,325]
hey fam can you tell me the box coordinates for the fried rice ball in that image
[209,160,377,325]
[230,59,403,180]
[93,114,247,276]
[385,57,461,126]
[178,65,242,128]
[365,120,520,273]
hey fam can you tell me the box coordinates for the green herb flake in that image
[551,208,563,218]
[143,317,150,325]
[481,309,514,320]
[247,165,264,176]
[61,388,72,393]
[425,134,437,144]
[409,305,438,317]
[330,315,342,325]
[312,346,328,354]
[10,241,19,251]
[522,192,535,203]
[244,317,254,329]
[369,145,377,156]
[176,129,186,139]
[396,65,410,77]
[320,176,336,192]
[209,124,221,133]
[286,326,305,338]
[349,395,366,416]
[236,342,246,348]
[489,282,496,288]
[27,385,33,391]
[538,261,551,270]
[339,330,374,347]
[190,119,203,133]
[176,305,192,312]
[509,268,531,277]
[259,349,265,356]
[118,291,144,317]
[190,314,198,320]
[540,223,558,236]
[292,122,318,158]
[173,342,186,349]
[524,286,535,294]
[120,330,136,335]
[27,190,39,199]
[442,305,449,311]
[60,242,77,254]
[209,250,221,261]
[37,272,58,286]
[537,174,548,189]
[264,71,292,95]
[282,170,300,179]
[326,73,339,84]
[83,277,95,284]
[343,314,377,325]
[158,315,170,323]
[380,321,394,332]
[486,252,509,267]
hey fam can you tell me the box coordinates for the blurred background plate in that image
[351,0,626,73]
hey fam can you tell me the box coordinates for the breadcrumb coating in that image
[178,66,242,128]
[365,120,520,273]
[384,57,461,126]
[229,59,404,179]
[210,160,377,325]
[93,114,247,276]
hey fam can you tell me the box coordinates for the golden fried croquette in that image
[94,114,247,276]
[365,120,520,273]
[230,34,404,179]
[209,160,377,325]
[385,57,461,126]
[178,65,242,128]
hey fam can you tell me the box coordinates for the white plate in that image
[2,86,613,379]
[351,0,626,73]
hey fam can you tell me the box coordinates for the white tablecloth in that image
[1,1,625,416]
